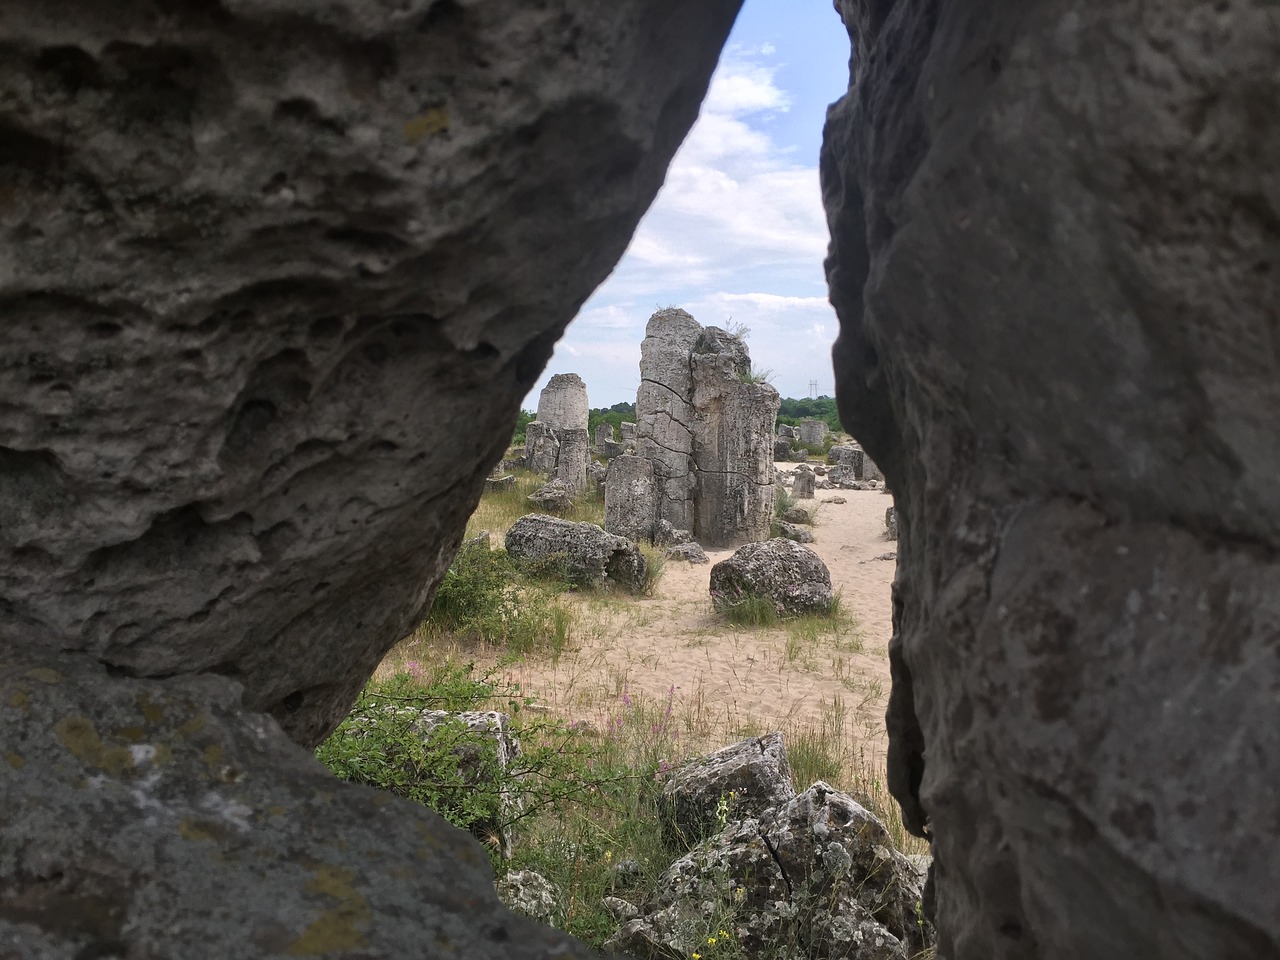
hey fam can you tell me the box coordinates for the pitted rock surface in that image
[535,373,589,434]
[658,732,796,846]
[710,538,834,618]
[0,0,741,749]
[0,654,592,959]
[504,514,646,593]
[824,1,1280,957]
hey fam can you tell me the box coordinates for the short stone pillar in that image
[604,455,656,543]
[773,438,792,462]
[524,421,560,475]
[620,422,636,441]
[555,428,590,494]
[537,373,589,433]
[798,419,828,447]
[595,422,615,448]
[777,424,798,440]
[793,464,816,500]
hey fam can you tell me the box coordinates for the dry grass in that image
[467,467,605,540]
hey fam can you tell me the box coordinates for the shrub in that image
[425,544,573,658]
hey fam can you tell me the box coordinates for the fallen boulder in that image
[527,478,576,514]
[505,514,647,592]
[710,539,834,618]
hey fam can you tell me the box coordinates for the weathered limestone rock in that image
[0,655,580,959]
[659,733,796,846]
[798,419,828,447]
[0,0,745,954]
[587,460,609,489]
[595,422,615,449]
[781,506,812,525]
[773,437,793,462]
[690,342,779,546]
[825,2,1280,958]
[777,424,798,441]
[485,474,517,493]
[634,310,779,548]
[505,514,647,593]
[884,506,898,541]
[495,870,564,928]
[553,427,589,495]
[664,541,708,564]
[535,373,589,434]
[793,464,816,500]
[525,478,574,515]
[523,421,561,475]
[620,421,637,441]
[774,521,814,544]
[604,455,656,544]
[635,308,702,531]
[652,519,692,547]
[709,539,833,618]
[602,439,628,459]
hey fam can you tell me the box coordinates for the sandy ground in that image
[489,487,898,761]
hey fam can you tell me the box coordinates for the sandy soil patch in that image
[487,487,898,761]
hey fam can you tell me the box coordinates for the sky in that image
[523,0,852,410]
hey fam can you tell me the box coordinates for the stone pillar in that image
[793,464,815,500]
[555,428,590,494]
[604,455,656,543]
[635,308,701,532]
[536,373,589,433]
[595,422,615,448]
[798,419,828,446]
[773,438,792,462]
[523,421,560,475]
[689,326,780,547]
[620,421,637,441]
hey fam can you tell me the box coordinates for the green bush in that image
[426,544,572,658]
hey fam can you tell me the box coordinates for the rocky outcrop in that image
[504,514,647,592]
[709,539,834,618]
[775,521,815,544]
[595,422,616,449]
[664,541,708,564]
[798,419,828,447]
[824,1,1280,958]
[526,478,575,514]
[774,437,794,461]
[634,309,779,548]
[0,0,742,954]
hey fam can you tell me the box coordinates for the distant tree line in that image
[777,396,840,431]
[512,397,837,446]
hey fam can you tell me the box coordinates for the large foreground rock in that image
[505,514,647,592]
[0,0,741,954]
[709,539,834,618]
[824,1,1280,958]
[0,655,578,959]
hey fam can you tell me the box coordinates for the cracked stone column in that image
[635,308,702,532]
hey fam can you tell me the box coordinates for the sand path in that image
[492,487,899,760]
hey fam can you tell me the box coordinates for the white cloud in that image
[529,44,837,408]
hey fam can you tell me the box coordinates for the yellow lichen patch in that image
[137,693,165,725]
[8,689,29,710]
[264,805,288,818]
[177,713,207,737]
[178,818,234,843]
[115,725,147,743]
[25,667,61,684]
[284,866,372,956]
[54,715,135,776]
[403,107,449,143]
[6,751,25,769]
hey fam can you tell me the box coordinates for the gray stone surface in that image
[526,478,574,515]
[773,437,794,462]
[604,455,656,544]
[777,424,798,440]
[774,521,814,544]
[595,422,615,449]
[535,373,589,434]
[664,541,708,565]
[619,422,637,441]
[824,1,1280,958]
[793,464,816,500]
[554,428,590,495]
[709,539,833,618]
[798,419,828,447]
[485,475,517,493]
[884,506,897,541]
[635,311,778,548]
[659,732,796,846]
[495,870,564,927]
[635,308,702,532]
[0,655,587,959]
[0,0,743,955]
[504,514,646,593]
[524,421,561,476]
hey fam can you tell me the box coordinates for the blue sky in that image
[524,0,851,409]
